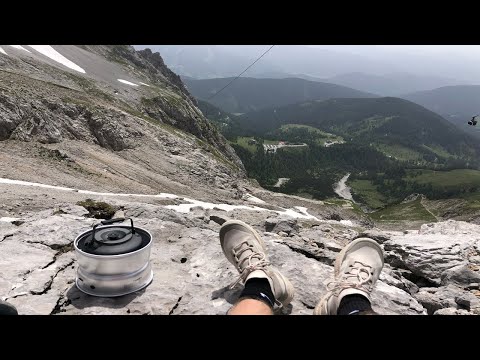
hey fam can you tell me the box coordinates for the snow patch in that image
[0,47,7,55]
[8,45,30,52]
[318,219,356,227]
[294,206,355,226]
[166,197,321,220]
[118,79,139,86]
[27,45,86,73]
[279,208,319,220]
[243,193,266,204]
[79,190,178,199]
[340,220,354,226]
[294,206,309,215]
[139,82,151,87]
[166,197,266,213]
[0,178,177,199]
[0,217,20,223]
[0,178,345,223]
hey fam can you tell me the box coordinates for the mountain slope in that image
[236,97,480,161]
[0,45,245,199]
[196,99,234,126]
[184,77,377,113]
[401,85,480,138]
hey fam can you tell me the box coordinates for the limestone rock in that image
[0,206,428,315]
[356,229,390,244]
[441,264,480,286]
[414,285,465,314]
[434,308,473,315]
[383,220,480,284]
[265,217,299,235]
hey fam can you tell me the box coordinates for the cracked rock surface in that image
[4,198,480,315]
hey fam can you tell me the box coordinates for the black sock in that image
[337,295,372,315]
[239,278,275,308]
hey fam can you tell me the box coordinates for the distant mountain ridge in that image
[184,77,377,113]
[401,85,480,139]
[325,72,468,96]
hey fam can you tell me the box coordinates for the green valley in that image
[198,93,480,225]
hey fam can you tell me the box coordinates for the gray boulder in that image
[383,220,480,285]
[434,308,473,315]
[264,217,299,236]
[356,229,390,244]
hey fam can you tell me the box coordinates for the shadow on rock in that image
[211,285,243,305]
[65,284,146,310]
[277,303,293,315]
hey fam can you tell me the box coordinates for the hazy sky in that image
[135,45,480,82]
[138,44,480,56]
[310,45,479,51]
[137,44,480,58]
[292,45,480,81]
[308,45,480,56]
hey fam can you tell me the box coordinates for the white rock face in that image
[383,220,480,285]
[434,308,473,315]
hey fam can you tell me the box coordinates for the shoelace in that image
[326,261,374,296]
[229,241,271,289]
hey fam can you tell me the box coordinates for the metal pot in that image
[74,218,153,297]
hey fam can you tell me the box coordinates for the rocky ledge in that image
[2,200,480,315]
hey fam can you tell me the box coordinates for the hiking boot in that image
[314,237,384,315]
[220,220,294,308]
[0,300,18,315]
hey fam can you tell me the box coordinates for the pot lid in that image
[95,227,133,245]
[77,218,149,256]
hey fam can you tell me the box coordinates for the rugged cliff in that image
[0,45,244,200]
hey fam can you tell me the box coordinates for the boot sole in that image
[313,238,384,315]
[334,238,384,277]
[219,220,266,266]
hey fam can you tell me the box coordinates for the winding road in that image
[334,173,354,201]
